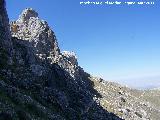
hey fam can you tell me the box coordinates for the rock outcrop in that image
[10,8,80,78]
[10,8,60,62]
[62,51,78,66]
[0,1,159,120]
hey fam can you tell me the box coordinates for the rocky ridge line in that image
[1,2,122,119]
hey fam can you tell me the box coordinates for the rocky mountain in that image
[0,0,159,119]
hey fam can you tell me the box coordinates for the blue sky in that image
[6,0,160,88]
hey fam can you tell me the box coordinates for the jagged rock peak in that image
[10,8,60,62]
[18,8,39,22]
[10,8,79,78]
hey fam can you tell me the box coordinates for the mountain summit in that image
[10,8,80,78]
[18,8,39,22]
[0,1,160,120]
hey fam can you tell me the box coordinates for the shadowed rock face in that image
[0,0,12,59]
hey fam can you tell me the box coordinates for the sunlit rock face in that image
[58,51,80,78]
[10,8,60,62]
[10,8,80,78]
[18,8,38,22]
[62,51,78,66]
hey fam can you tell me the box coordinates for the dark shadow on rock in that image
[0,112,12,120]
[0,37,124,120]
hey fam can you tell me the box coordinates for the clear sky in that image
[6,0,160,89]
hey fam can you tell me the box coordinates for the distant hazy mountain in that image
[111,76,160,90]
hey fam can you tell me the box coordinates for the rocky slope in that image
[89,77,160,120]
[0,0,159,119]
